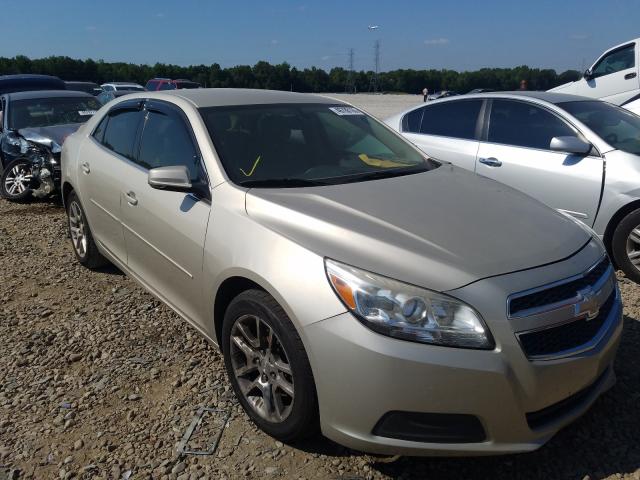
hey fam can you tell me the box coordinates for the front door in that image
[119,101,211,331]
[476,99,603,226]
[575,42,639,105]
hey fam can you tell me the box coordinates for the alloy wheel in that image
[230,314,295,423]
[4,163,33,197]
[68,201,88,258]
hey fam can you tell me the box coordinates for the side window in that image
[158,82,176,91]
[592,44,635,79]
[103,85,114,92]
[102,109,142,160]
[419,100,482,140]
[92,115,109,143]
[138,110,201,181]
[401,107,424,133]
[488,100,575,150]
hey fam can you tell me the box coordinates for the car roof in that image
[102,82,141,86]
[65,81,99,86]
[0,74,61,81]
[5,90,94,101]
[463,90,591,104]
[138,88,342,108]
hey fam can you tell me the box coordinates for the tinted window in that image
[419,100,482,140]
[102,109,142,160]
[145,80,159,91]
[592,44,635,79]
[560,100,640,155]
[158,82,176,91]
[92,115,109,143]
[138,110,200,180]
[402,107,424,133]
[488,100,575,150]
[200,104,433,187]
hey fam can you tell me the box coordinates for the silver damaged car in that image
[61,89,622,455]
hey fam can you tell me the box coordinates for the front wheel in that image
[612,207,640,283]
[1,158,34,202]
[222,289,319,443]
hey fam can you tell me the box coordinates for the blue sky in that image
[3,0,639,72]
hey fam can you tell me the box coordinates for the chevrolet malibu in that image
[61,89,622,455]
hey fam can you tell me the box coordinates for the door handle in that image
[81,162,90,174]
[125,191,138,206]
[625,72,637,80]
[479,157,502,167]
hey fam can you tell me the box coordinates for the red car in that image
[145,78,201,91]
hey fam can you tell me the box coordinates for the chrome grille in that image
[508,256,619,361]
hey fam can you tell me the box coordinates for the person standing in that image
[422,87,429,102]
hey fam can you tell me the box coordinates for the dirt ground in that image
[0,95,639,480]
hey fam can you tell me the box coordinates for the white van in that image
[550,38,639,108]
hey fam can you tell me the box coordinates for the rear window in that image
[101,109,143,160]
[145,80,159,91]
[418,100,483,140]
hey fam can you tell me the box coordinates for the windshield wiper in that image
[237,178,331,188]
[338,166,429,184]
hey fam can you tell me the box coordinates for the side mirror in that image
[550,136,592,155]
[583,69,593,80]
[148,165,192,192]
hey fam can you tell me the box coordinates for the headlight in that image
[5,132,29,153]
[325,259,494,349]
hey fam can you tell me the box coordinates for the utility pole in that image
[345,48,356,93]
[368,39,380,93]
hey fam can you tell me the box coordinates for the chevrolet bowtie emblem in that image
[574,287,600,320]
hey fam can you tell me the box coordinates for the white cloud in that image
[321,55,331,61]
[424,38,449,46]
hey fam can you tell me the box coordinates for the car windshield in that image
[115,85,144,91]
[200,103,436,187]
[9,97,101,129]
[559,100,640,155]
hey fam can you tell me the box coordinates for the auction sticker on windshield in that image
[329,106,364,116]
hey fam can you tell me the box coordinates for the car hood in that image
[18,123,82,152]
[245,165,591,292]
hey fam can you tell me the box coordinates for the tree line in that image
[0,55,581,93]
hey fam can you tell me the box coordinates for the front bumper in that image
[303,243,623,455]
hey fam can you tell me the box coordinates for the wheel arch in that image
[62,181,75,208]
[603,199,640,266]
[213,276,266,349]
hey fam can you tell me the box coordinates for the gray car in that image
[386,91,640,283]
[61,89,621,455]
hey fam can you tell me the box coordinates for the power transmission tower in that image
[369,40,380,93]
[345,48,356,93]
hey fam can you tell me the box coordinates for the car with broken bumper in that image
[0,90,100,201]
[61,88,622,455]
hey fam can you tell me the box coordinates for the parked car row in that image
[49,87,624,456]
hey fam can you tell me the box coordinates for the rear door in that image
[78,102,144,263]
[476,99,603,225]
[400,99,484,172]
[119,100,211,328]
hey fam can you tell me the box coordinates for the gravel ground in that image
[0,94,639,479]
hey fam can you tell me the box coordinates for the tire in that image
[611,207,640,283]
[66,191,108,269]
[1,158,35,202]
[222,289,319,443]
